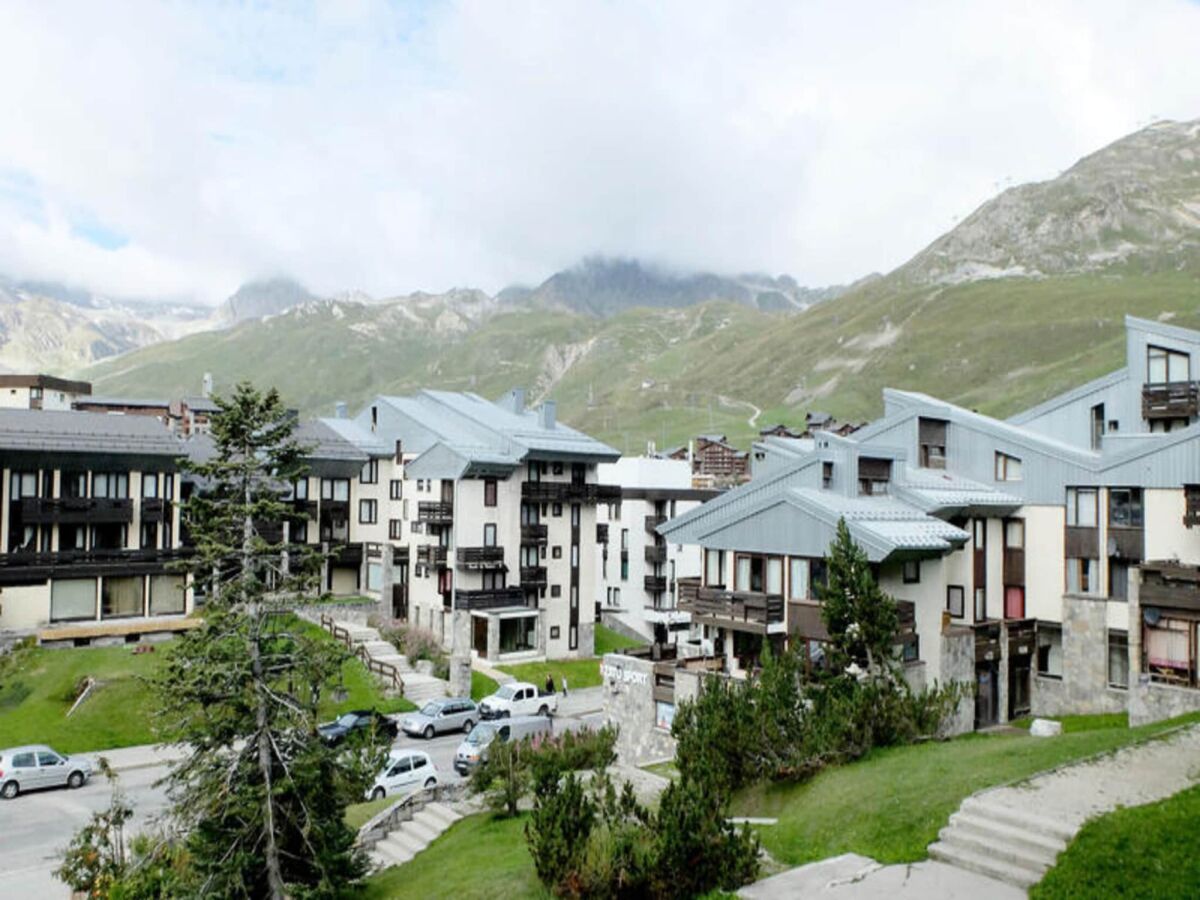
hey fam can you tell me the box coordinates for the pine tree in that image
[817,518,900,679]
[154,383,367,898]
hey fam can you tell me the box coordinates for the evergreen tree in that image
[154,383,366,898]
[817,518,900,679]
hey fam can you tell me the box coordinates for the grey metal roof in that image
[318,417,392,457]
[0,408,181,456]
[294,420,370,463]
[75,395,171,409]
[893,467,1022,515]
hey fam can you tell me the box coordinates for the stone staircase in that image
[928,793,1072,889]
[368,800,463,869]
[318,617,448,705]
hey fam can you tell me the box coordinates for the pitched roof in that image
[0,408,180,456]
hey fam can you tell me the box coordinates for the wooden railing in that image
[644,575,667,593]
[644,544,666,563]
[456,587,527,610]
[319,612,405,694]
[520,566,547,587]
[416,501,454,524]
[676,577,784,627]
[521,482,622,504]
[1142,381,1200,420]
[457,546,505,568]
[644,514,667,533]
[521,523,548,543]
[19,496,134,524]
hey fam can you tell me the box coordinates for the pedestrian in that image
[544,673,555,695]
[561,674,568,697]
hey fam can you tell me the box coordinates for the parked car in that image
[454,715,553,775]
[317,709,399,747]
[365,750,438,800]
[477,682,558,720]
[0,745,93,799]
[401,698,478,739]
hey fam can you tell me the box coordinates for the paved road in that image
[0,703,606,897]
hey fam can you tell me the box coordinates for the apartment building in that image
[595,457,717,643]
[325,388,620,662]
[0,375,92,411]
[0,408,191,640]
[661,316,1200,730]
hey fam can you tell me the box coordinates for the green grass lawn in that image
[1009,712,1128,733]
[345,795,396,831]
[471,669,499,701]
[0,620,413,753]
[1033,783,1200,898]
[495,623,647,690]
[730,712,1200,867]
[359,813,545,900]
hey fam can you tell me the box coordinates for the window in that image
[141,475,159,499]
[857,457,891,496]
[1108,488,1143,528]
[570,625,578,650]
[149,574,185,615]
[321,479,349,501]
[1004,586,1025,619]
[484,479,497,507]
[822,461,833,489]
[788,558,809,600]
[50,579,96,622]
[292,478,309,500]
[389,519,403,540]
[1066,558,1097,595]
[705,549,725,587]
[918,418,947,469]
[1109,559,1129,600]
[1147,344,1190,383]
[93,472,129,498]
[62,472,88,498]
[528,461,542,482]
[620,554,628,580]
[483,524,497,547]
[1091,403,1105,451]
[101,576,144,619]
[902,560,920,584]
[359,499,378,524]
[766,557,783,595]
[1037,624,1063,678]
[360,459,378,484]
[164,473,174,501]
[552,462,563,475]
[552,503,562,517]
[973,587,987,621]
[140,522,158,549]
[550,625,560,640]
[552,546,562,559]
[620,529,629,550]
[1108,630,1129,689]
[994,452,1022,482]
[1066,488,1098,527]
[1005,518,1025,549]
[291,520,308,543]
[571,504,581,527]
[946,585,965,618]
[570,545,579,567]
[1143,616,1196,685]
[551,585,561,598]
[10,471,37,499]
[390,479,403,500]
[482,571,505,590]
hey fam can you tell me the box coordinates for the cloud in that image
[0,0,1198,304]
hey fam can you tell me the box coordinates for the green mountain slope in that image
[87,119,1200,450]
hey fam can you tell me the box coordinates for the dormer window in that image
[858,457,891,496]
[1147,345,1190,385]
[822,461,833,489]
[918,418,947,469]
[995,452,1022,482]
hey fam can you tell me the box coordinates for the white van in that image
[453,715,552,775]
[365,750,438,800]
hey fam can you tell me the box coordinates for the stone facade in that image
[1033,594,1126,717]
[939,626,976,736]
[601,653,677,766]
[1130,680,1200,725]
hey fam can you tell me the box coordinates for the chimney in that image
[202,372,213,399]
[501,388,526,414]
[539,400,557,430]
[335,401,348,419]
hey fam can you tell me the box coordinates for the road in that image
[0,703,606,897]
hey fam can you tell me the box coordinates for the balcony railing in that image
[416,501,454,525]
[18,497,134,525]
[1142,381,1200,420]
[644,575,667,593]
[520,565,547,587]
[644,544,666,564]
[521,523,548,544]
[521,482,622,504]
[455,586,528,611]
[417,545,448,566]
[457,546,506,569]
[676,577,784,629]
[0,547,191,585]
[140,498,170,522]
[644,514,667,533]
[596,523,609,544]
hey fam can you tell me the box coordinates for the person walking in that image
[544,673,555,695]
[561,674,568,697]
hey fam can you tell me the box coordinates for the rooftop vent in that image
[539,400,557,430]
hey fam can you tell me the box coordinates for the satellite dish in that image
[1107,536,1119,557]
[1144,607,1161,626]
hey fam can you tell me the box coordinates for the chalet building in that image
[325,388,620,662]
[0,408,192,644]
[0,374,92,411]
[661,316,1200,730]
[594,457,718,644]
[661,434,750,486]
[75,394,219,436]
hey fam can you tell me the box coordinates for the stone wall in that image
[600,653,676,766]
[599,612,648,646]
[1033,594,1126,717]
[292,601,379,627]
[939,626,975,736]
[1130,679,1200,725]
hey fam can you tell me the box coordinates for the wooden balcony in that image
[1184,486,1200,528]
[644,544,666,564]
[595,523,609,544]
[521,523,548,544]
[455,586,528,611]
[1139,561,1200,612]
[0,547,191,586]
[520,565,547,587]
[416,501,454,525]
[644,574,667,593]
[1142,381,1200,420]
[19,497,133,525]
[644,514,667,533]
[140,498,170,522]
[417,545,448,566]
[521,481,622,504]
[676,577,784,632]
[1108,526,1144,561]
[457,546,506,569]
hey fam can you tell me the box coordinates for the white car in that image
[365,750,438,801]
[477,682,558,720]
[0,745,93,799]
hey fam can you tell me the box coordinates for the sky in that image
[1,0,1199,305]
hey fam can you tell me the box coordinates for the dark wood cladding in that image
[595,523,609,544]
[1006,618,1036,656]
[1185,486,1200,528]
[520,565,547,587]
[1108,526,1144,561]
[1064,526,1099,559]
[416,501,454,525]
[19,497,133,525]
[974,622,1002,663]
[0,547,190,586]
[788,600,830,641]
[1140,561,1200,612]
[521,523,548,544]
[331,543,363,567]
[417,545,447,566]
[140,498,170,523]
[644,514,667,533]
[456,546,505,568]
[644,544,666,564]
[1003,548,1025,587]
[644,575,667,593]
[521,482,621,504]
[857,457,892,480]
[456,586,527,611]
[677,577,784,630]
[919,418,947,446]
[1142,381,1200,420]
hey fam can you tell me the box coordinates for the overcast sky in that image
[1,0,1199,305]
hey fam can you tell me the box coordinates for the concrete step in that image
[948,809,1067,860]
[371,836,415,867]
[344,625,380,643]
[362,640,399,658]
[421,802,462,828]
[386,827,429,858]
[372,653,413,672]
[927,840,1041,889]
[961,796,1076,843]
[413,808,457,834]
[937,825,1056,872]
[402,817,441,846]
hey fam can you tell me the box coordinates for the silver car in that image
[0,745,94,799]
[400,698,479,739]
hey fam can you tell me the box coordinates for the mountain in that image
[219,278,318,323]
[81,119,1200,450]
[505,257,843,316]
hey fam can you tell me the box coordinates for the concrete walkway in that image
[739,853,1023,899]
[471,656,515,686]
[90,742,189,773]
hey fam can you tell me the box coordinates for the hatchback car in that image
[365,750,438,800]
[317,710,399,747]
[400,698,478,739]
[0,745,93,799]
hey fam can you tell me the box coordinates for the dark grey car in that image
[400,698,479,739]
